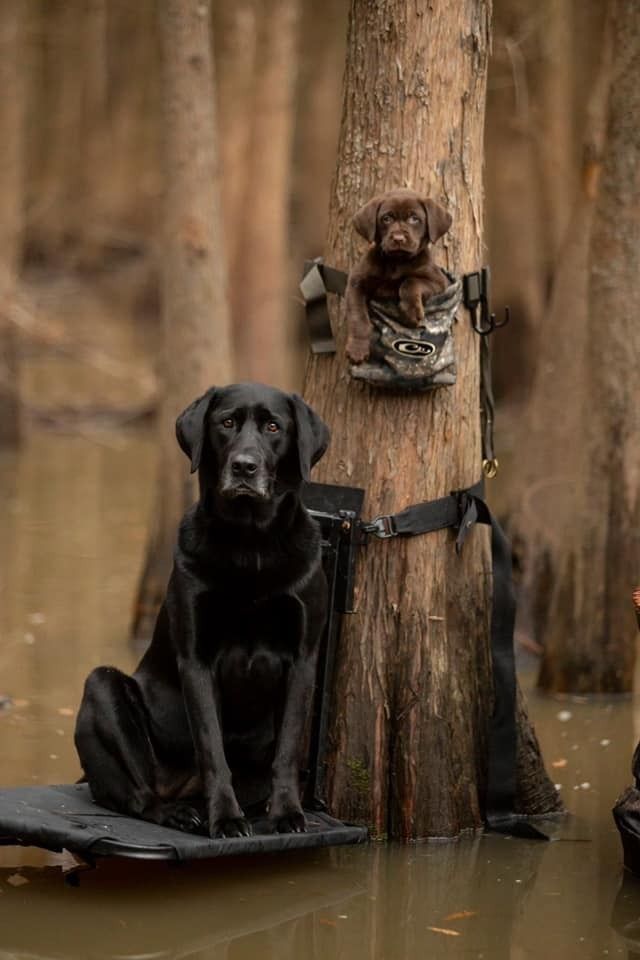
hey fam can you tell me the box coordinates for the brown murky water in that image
[1,427,640,959]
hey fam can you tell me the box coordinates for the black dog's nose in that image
[231,455,258,478]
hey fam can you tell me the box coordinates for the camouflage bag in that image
[349,272,462,391]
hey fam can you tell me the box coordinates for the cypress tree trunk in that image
[303,0,559,838]
[538,0,640,692]
[0,0,24,447]
[131,0,232,644]
[231,0,300,387]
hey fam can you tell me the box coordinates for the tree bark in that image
[303,0,558,838]
[231,0,300,387]
[131,0,232,645]
[537,0,640,692]
[0,0,25,447]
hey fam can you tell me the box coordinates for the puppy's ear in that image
[289,394,330,481]
[422,199,452,243]
[352,197,382,242]
[175,387,219,474]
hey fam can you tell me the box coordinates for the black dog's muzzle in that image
[219,451,272,501]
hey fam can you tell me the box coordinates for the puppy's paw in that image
[399,301,424,328]
[346,335,370,364]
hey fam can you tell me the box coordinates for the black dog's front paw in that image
[210,816,253,839]
[268,785,306,833]
[273,810,306,834]
[208,786,252,839]
[150,801,206,834]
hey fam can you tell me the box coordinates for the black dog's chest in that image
[197,592,303,665]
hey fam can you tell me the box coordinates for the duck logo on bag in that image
[391,339,436,358]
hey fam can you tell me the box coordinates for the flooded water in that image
[1,427,640,959]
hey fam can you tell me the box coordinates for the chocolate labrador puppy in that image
[75,383,330,838]
[345,188,452,364]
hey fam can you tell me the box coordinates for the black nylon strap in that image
[361,483,549,840]
[300,260,348,354]
[480,336,498,475]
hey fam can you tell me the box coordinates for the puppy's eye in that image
[381,214,394,224]
[266,421,279,433]
[222,418,234,429]
[408,214,420,224]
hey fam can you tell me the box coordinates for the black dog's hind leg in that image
[74,666,203,833]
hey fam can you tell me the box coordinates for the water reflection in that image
[1,428,639,959]
[0,841,549,960]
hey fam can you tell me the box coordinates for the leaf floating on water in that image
[12,699,30,709]
[6,874,29,887]
[57,707,75,717]
[444,910,477,921]
[551,758,568,768]
[319,918,337,928]
[427,926,461,937]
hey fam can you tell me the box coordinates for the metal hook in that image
[463,267,510,336]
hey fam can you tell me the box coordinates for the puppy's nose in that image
[231,455,258,478]
[390,232,406,243]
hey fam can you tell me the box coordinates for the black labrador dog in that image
[75,382,330,838]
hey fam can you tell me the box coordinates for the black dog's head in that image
[176,383,330,525]
[353,188,451,259]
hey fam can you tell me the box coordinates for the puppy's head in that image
[353,189,451,258]
[176,383,330,525]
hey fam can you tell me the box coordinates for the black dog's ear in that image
[421,198,452,243]
[175,387,219,474]
[352,196,382,242]
[289,394,330,481]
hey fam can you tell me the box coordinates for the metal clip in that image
[463,267,510,336]
[360,515,397,539]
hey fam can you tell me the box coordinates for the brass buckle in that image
[482,458,499,479]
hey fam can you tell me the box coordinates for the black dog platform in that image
[0,783,367,861]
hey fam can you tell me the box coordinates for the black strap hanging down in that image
[362,482,549,840]
[300,259,348,354]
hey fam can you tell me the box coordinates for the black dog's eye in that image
[266,421,279,433]
[222,418,234,429]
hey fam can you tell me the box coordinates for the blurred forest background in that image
[0,0,637,693]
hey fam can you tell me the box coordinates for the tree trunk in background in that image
[214,0,258,297]
[304,0,558,838]
[232,0,300,388]
[538,0,640,692]
[0,1,24,447]
[131,0,232,646]
[290,0,347,265]
[501,6,631,693]
[486,0,605,409]
[288,0,348,388]
[484,0,547,405]
[31,0,84,261]
[77,0,109,257]
[531,0,575,273]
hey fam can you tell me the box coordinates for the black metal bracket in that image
[463,266,510,336]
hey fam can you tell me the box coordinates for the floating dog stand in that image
[0,483,368,867]
[0,784,366,865]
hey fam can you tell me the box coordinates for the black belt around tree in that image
[358,481,550,840]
